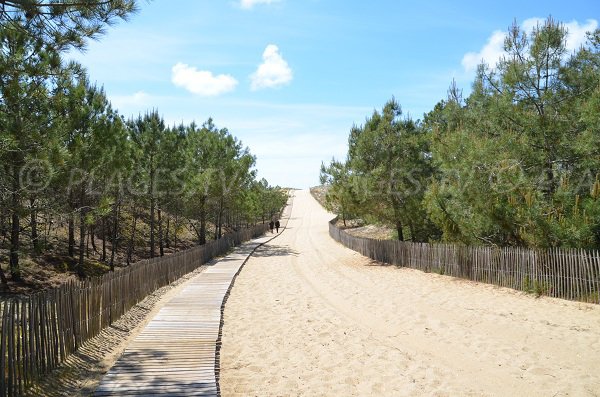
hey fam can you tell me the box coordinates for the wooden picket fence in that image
[0,223,268,397]
[329,218,600,304]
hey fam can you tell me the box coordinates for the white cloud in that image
[138,97,369,188]
[250,44,293,90]
[461,18,599,74]
[110,91,165,115]
[564,19,598,51]
[171,62,238,96]
[461,30,506,73]
[111,91,151,107]
[239,0,280,9]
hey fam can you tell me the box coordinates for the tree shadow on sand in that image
[252,244,299,257]
[91,348,217,397]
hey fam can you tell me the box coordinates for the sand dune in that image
[220,190,600,396]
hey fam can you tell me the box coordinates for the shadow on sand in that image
[252,244,299,258]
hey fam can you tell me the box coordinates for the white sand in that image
[220,190,600,396]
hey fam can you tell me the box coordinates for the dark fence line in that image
[0,224,268,397]
[329,218,600,304]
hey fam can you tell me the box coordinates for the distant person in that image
[269,220,274,233]
[275,220,280,233]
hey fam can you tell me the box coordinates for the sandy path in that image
[220,190,600,396]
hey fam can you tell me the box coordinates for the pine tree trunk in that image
[0,206,7,240]
[150,196,155,258]
[86,225,90,258]
[173,213,178,251]
[44,212,52,250]
[199,196,206,245]
[158,207,164,257]
[127,205,137,265]
[217,198,223,239]
[9,165,21,280]
[68,206,75,258]
[110,200,120,270]
[165,215,170,248]
[149,166,155,258]
[9,204,20,280]
[392,196,405,242]
[30,197,40,254]
[214,214,219,241]
[90,224,98,254]
[396,220,404,242]
[78,208,86,272]
[0,266,7,285]
[69,191,75,258]
[102,217,106,261]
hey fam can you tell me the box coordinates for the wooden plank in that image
[0,215,274,397]
[8,301,15,397]
[19,301,28,390]
[95,235,273,397]
[0,301,7,396]
[15,301,22,396]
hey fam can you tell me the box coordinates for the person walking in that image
[275,220,280,233]
[269,220,274,233]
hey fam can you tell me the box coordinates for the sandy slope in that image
[220,190,600,396]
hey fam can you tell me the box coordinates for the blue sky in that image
[70,0,599,188]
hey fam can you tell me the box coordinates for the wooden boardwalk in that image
[94,236,273,397]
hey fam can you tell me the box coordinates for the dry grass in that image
[311,185,395,241]
[0,209,221,296]
[309,185,328,208]
[343,224,395,240]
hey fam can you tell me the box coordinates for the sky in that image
[70,0,599,188]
